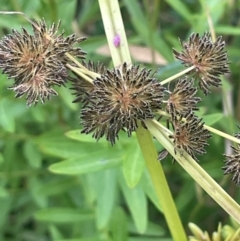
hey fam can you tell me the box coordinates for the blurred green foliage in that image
[0,0,240,241]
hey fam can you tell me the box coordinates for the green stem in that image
[136,124,187,240]
[66,64,94,84]
[161,65,195,85]
[147,119,240,224]
[98,0,187,240]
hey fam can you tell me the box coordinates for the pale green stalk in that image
[161,66,195,85]
[146,119,240,224]
[98,0,187,240]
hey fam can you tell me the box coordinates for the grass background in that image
[0,0,240,240]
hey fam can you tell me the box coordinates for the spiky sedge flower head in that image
[222,132,240,186]
[81,62,165,144]
[167,78,201,115]
[173,32,229,95]
[70,61,106,105]
[188,222,240,241]
[169,111,211,161]
[0,19,86,106]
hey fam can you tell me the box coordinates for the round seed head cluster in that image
[173,33,229,95]
[0,19,86,106]
[167,78,201,115]
[81,62,165,144]
[70,61,106,105]
[169,112,211,161]
[223,133,240,186]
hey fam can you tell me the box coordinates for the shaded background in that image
[0,0,240,240]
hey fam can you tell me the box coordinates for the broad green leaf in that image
[128,219,165,236]
[49,151,122,175]
[202,113,224,126]
[110,207,127,241]
[37,177,77,197]
[65,130,107,144]
[141,170,162,212]
[0,99,15,132]
[34,208,94,223]
[122,142,145,188]
[118,171,147,233]
[96,169,117,230]
[49,225,64,241]
[29,177,48,208]
[0,186,8,198]
[81,173,98,205]
[38,134,99,159]
[23,140,42,169]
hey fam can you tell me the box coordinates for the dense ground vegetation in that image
[0,0,240,240]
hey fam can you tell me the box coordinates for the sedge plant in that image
[0,1,240,241]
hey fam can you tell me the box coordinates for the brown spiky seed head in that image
[167,78,201,115]
[173,32,229,95]
[81,62,165,144]
[0,19,87,106]
[70,61,106,105]
[222,132,240,186]
[169,111,211,160]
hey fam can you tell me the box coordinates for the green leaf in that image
[38,133,100,159]
[122,0,172,61]
[29,177,48,208]
[80,36,108,53]
[0,197,12,227]
[49,150,122,175]
[122,142,145,188]
[96,169,117,230]
[202,113,224,126]
[37,177,77,197]
[110,207,128,241]
[118,171,147,233]
[65,130,107,144]
[49,225,64,241]
[215,25,240,35]
[0,186,8,198]
[0,99,15,132]
[128,219,165,236]
[0,153,4,164]
[34,208,94,223]
[23,140,42,168]
[57,85,78,111]
[165,0,192,22]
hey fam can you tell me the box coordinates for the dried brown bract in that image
[223,133,240,186]
[81,62,165,144]
[169,111,211,160]
[70,61,106,105]
[0,19,87,106]
[173,33,229,95]
[167,78,201,115]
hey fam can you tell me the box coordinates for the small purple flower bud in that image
[113,34,120,47]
